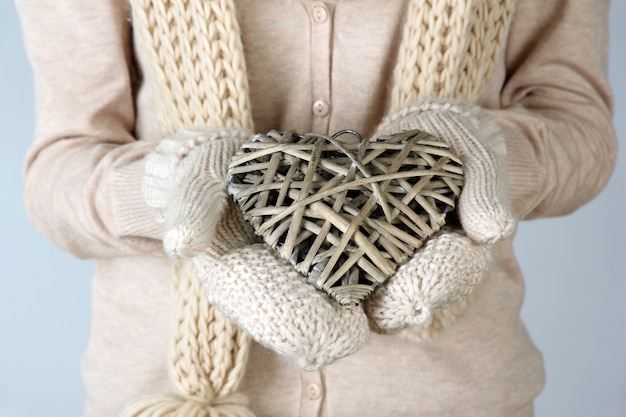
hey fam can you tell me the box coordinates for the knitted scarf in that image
[122,0,515,415]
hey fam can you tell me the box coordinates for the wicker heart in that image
[227,129,463,308]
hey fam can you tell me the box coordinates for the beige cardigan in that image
[17,0,616,416]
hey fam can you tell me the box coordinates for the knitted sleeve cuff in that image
[103,158,165,241]
[482,108,550,220]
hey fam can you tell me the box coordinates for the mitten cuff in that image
[374,100,516,243]
[109,160,165,241]
[143,128,252,220]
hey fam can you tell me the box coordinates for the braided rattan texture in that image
[228,130,464,307]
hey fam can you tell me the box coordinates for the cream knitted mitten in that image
[144,128,370,369]
[373,101,516,243]
[365,230,491,333]
[366,101,516,334]
[194,245,370,371]
[143,128,252,257]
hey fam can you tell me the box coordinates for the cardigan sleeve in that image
[488,0,617,220]
[18,0,164,259]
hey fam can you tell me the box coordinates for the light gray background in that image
[1,2,624,416]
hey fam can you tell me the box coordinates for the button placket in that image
[309,2,334,133]
[306,382,323,400]
[300,369,325,417]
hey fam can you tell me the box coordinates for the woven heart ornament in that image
[227,129,464,308]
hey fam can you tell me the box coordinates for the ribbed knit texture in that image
[131,0,253,134]
[124,0,517,415]
[391,0,516,110]
[144,129,247,215]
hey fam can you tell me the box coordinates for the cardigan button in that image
[312,99,330,117]
[312,4,329,24]
[306,383,322,400]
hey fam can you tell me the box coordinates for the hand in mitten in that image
[365,101,517,334]
[193,244,370,371]
[143,128,369,370]
[143,128,253,256]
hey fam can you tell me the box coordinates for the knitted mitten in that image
[194,245,370,371]
[365,230,491,333]
[365,101,516,334]
[143,128,253,257]
[373,101,516,244]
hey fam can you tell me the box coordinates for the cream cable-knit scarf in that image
[123,0,515,415]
